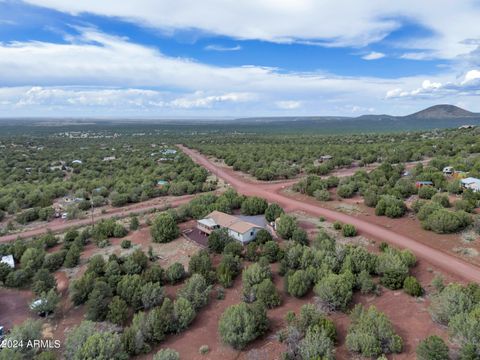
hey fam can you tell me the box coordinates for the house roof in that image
[198,218,217,228]
[1,255,15,268]
[416,180,433,184]
[461,177,480,185]
[204,211,262,234]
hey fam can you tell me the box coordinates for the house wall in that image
[228,227,261,244]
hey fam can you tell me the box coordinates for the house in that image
[161,149,177,155]
[72,160,83,165]
[442,166,454,175]
[415,181,433,188]
[157,180,169,187]
[197,211,263,244]
[49,165,63,171]
[103,156,116,162]
[1,255,15,269]
[319,155,333,162]
[461,177,480,192]
[458,125,475,130]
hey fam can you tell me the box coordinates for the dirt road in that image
[178,144,480,283]
[0,194,196,243]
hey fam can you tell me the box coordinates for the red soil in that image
[0,288,33,330]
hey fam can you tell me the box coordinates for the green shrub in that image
[166,262,186,284]
[337,184,355,198]
[218,302,268,349]
[255,229,272,244]
[403,276,423,296]
[342,224,357,237]
[333,221,342,230]
[356,270,376,294]
[177,273,212,311]
[431,193,450,208]
[454,199,475,213]
[314,272,354,311]
[150,212,179,243]
[153,348,180,360]
[314,189,331,201]
[276,214,298,239]
[375,195,406,218]
[120,240,132,249]
[287,269,312,298]
[418,186,437,199]
[223,241,243,257]
[262,241,281,263]
[199,345,210,355]
[265,203,284,222]
[422,209,472,234]
[217,254,242,288]
[346,305,403,357]
[429,283,475,325]
[416,335,449,360]
[207,228,232,253]
[240,197,268,215]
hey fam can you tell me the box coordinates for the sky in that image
[1,0,480,118]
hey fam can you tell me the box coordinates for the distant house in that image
[458,125,475,130]
[319,155,333,162]
[442,166,454,175]
[161,149,177,155]
[157,180,169,187]
[197,211,263,244]
[72,160,83,165]
[1,255,15,269]
[415,180,433,188]
[103,156,116,162]
[461,177,480,192]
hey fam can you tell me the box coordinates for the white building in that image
[442,166,454,175]
[197,211,263,244]
[461,177,480,192]
[1,255,15,268]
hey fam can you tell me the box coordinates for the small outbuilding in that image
[1,255,15,269]
[415,180,434,188]
[461,177,480,192]
[442,166,454,175]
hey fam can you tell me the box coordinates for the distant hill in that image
[230,104,480,134]
[404,104,479,119]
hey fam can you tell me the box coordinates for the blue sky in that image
[0,0,480,117]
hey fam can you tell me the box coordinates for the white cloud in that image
[0,28,399,96]
[0,86,253,111]
[361,52,385,60]
[386,70,480,99]
[461,69,480,85]
[1,28,480,116]
[204,44,241,51]
[399,52,433,61]
[275,100,302,109]
[22,0,480,59]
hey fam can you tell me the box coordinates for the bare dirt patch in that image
[0,288,34,330]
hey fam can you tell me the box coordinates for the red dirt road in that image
[178,144,480,283]
[0,194,196,244]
